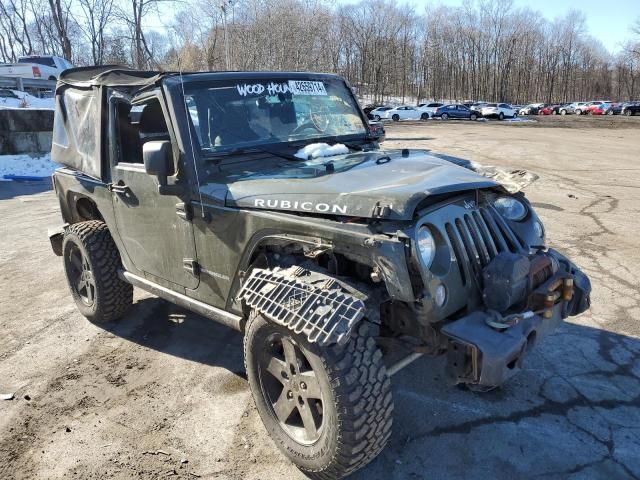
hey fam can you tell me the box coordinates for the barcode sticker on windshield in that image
[288,80,327,96]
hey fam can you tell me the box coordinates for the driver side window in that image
[113,98,169,165]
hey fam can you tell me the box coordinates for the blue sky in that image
[337,0,640,53]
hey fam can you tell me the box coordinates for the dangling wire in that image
[177,57,205,218]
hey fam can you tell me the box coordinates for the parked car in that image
[433,103,480,120]
[585,102,611,115]
[381,105,425,121]
[363,104,384,115]
[368,106,392,120]
[0,55,73,80]
[558,102,585,115]
[605,103,624,115]
[417,102,444,118]
[519,103,544,115]
[470,102,488,113]
[537,104,554,115]
[480,103,518,119]
[621,102,640,116]
[575,101,611,115]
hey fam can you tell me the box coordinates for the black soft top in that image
[58,66,342,89]
[58,65,172,88]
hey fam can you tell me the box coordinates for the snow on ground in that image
[294,143,349,160]
[0,90,54,110]
[0,153,59,180]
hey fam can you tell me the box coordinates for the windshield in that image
[183,77,367,155]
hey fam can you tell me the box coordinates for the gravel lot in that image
[1,119,639,479]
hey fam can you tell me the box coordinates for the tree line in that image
[2,0,640,103]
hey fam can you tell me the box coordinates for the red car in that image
[586,102,611,115]
[538,104,555,115]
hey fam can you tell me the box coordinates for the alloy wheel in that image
[258,333,324,444]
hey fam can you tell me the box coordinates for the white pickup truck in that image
[0,55,74,81]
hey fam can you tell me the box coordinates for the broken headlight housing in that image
[416,225,436,268]
[493,196,527,221]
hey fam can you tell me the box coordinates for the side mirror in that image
[368,121,385,143]
[143,140,172,177]
[143,140,183,195]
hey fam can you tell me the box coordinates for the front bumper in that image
[441,250,591,389]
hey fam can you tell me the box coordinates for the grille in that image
[444,205,526,287]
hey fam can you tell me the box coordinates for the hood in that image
[206,149,502,220]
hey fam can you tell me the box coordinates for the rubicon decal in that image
[254,199,347,214]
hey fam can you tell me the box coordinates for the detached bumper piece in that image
[48,224,68,256]
[239,267,365,346]
[442,249,591,389]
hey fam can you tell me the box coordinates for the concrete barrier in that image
[0,109,54,154]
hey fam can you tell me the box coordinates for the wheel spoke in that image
[298,402,318,441]
[298,371,322,399]
[265,356,288,384]
[282,337,298,373]
[86,281,95,302]
[272,388,295,423]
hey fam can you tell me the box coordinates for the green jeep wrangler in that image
[49,66,591,479]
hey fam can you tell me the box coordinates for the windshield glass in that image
[183,77,367,155]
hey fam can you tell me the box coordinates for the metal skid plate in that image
[239,267,365,346]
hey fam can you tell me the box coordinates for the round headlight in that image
[416,225,436,268]
[493,196,527,221]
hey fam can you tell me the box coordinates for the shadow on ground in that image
[103,297,640,479]
[0,180,51,200]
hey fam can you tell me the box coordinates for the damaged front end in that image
[404,192,591,390]
[442,249,590,389]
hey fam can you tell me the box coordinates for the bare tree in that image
[78,0,115,64]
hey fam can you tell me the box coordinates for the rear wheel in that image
[244,315,393,479]
[374,115,380,121]
[420,113,429,120]
[392,114,400,122]
[560,109,567,115]
[498,112,504,120]
[62,221,132,323]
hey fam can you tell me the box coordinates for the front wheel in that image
[391,114,400,122]
[470,113,478,120]
[625,110,632,116]
[560,109,567,115]
[374,115,380,121]
[421,112,429,120]
[498,112,504,120]
[441,113,449,120]
[244,315,393,479]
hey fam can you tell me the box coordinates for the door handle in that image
[108,182,129,194]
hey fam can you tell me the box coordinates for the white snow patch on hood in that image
[0,153,59,180]
[294,143,349,160]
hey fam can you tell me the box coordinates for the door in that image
[109,96,199,290]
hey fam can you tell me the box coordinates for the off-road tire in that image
[62,220,133,323]
[244,314,393,479]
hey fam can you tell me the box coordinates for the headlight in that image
[493,196,527,221]
[416,225,436,268]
